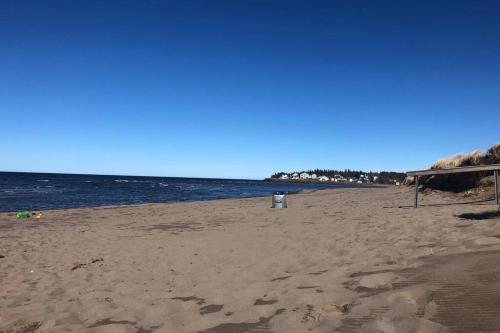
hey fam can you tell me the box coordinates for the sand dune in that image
[1,187,500,332]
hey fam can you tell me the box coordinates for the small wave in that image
[114,179,129,183]
[158,182,169,187]
[37,179,49,182]
[83,180,93,183]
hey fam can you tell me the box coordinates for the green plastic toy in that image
[16,212,31,219]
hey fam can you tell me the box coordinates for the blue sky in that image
[1,0,499,179]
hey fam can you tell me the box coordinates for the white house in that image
[300,172,311,179]
[280,174,289,180]
[292,173,299,180]
[311,174,317,179]
[318,175,329,182]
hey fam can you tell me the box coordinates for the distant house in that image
[318,175,329,182]
[300,172,311,179]
[280,174,289,180]
[292,173,299,180]
[373,176,378,182]
[311,174,317,179]
[357,180,363,184]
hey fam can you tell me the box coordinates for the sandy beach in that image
[1,186,500,333]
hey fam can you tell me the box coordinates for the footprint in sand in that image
[254,298,278,305]
[271,276,290,282]
[200,304,224,315]
[471,237,500,246]
[199,309,285,333]
[345,271,401,296]
[171,295,206,305]
[86,318,157,333]
[296,285,324,293]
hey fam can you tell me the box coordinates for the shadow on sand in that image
[394,198,495,209]
[456,210,500,220]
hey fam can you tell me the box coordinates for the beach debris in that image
[71,258,104,271]
[16,211,31,219]
[15,211,43,219]
[0,254,5,259]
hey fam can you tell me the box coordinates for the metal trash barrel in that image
[272,191,287,208]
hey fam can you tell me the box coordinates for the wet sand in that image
[1,186,500,332]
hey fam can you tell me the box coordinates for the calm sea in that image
[0,172,363,212]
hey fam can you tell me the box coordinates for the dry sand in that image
[1,186,500,333]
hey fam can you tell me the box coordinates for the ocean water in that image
[0,172,364,212]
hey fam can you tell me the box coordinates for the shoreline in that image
[0,187,360,215]
[2,186,500,332]
[0,185,381,214]
[1,173,374,213]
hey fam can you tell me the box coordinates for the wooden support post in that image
[495,170,499,205]
[414,175,419,208]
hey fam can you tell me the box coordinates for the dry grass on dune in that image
[407,143,500,193]
[485,143,500,164]
[431,150,483,169]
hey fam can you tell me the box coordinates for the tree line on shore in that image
[270,169,406,184]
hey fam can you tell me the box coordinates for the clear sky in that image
[1,0,499,179]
